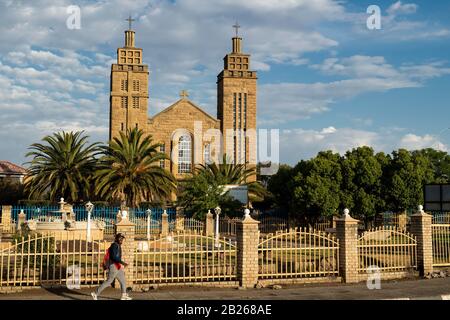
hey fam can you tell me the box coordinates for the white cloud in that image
[346,1,449,42]
[251,55,449,126]
[279,127,381,163]
[398,134,448,152]
[277,128,450,165]
[387,1,418,16]
[0,0,449,166]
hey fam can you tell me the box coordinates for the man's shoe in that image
[120,293,132,300]
[91,292,98,300]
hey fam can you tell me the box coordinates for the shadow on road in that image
[40,286,116,300]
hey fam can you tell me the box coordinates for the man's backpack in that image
[102,248,110,271]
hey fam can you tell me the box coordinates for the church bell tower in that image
[217,23,257,181]
[109,16,149,140]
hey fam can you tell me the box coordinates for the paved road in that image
[2,277,450,300]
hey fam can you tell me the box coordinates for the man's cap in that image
[115,233,126,239]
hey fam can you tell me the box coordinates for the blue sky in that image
[0,0,449,166]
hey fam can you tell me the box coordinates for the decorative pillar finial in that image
[343,208,350,217]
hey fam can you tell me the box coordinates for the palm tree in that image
[24,131,101,202]
[95,128,177,207]
[194,154,268,204]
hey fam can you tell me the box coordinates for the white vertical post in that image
[87,211,91,242]
[214,207,221,247]
[85,201,94,243]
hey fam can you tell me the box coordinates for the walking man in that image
[91,233,132,300]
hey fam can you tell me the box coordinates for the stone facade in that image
[109,28,257,184]
[217,37,257,182]
[110,30,149,141]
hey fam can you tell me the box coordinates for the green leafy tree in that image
[341,147,384,226]
[95,128,177,207]
[178,170,241,219]
[178,154,265,218]
[24,131,101,202]
[291,151,342,222]
[413,148,450,183]
[267,164,293,211]
[383,149,435,212]
[199,154,268,204]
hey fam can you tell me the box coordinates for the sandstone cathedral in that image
[109,22,257,182]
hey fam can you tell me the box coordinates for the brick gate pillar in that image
[161,210,169,236]
[410,205,433,276]
[205,210,214,236]
[114,211,135,290]
[1,205,12,233]
[336,209,360,283]
[236,209,260,288]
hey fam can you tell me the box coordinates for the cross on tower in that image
[126,15,135,30]
[180,90,189,99]
[233,21,240,37]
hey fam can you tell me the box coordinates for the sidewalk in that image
[1,277,450,300]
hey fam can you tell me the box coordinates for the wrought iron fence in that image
[432,213,450,224]
[258,228,339,279]
[11,206,60,221]
[432,224,450,267]
[258,217,289,234]
[134,232,237,284]
[219,217,240,236]
[357,226,417,273]
[0,233,108,288]
[184,218,204,233]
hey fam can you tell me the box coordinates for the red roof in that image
[0,161,27,175]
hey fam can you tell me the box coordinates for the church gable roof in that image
[149,99,219,123]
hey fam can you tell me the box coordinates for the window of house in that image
[178,135,192,174]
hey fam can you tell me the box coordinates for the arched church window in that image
[178,135,192,174]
